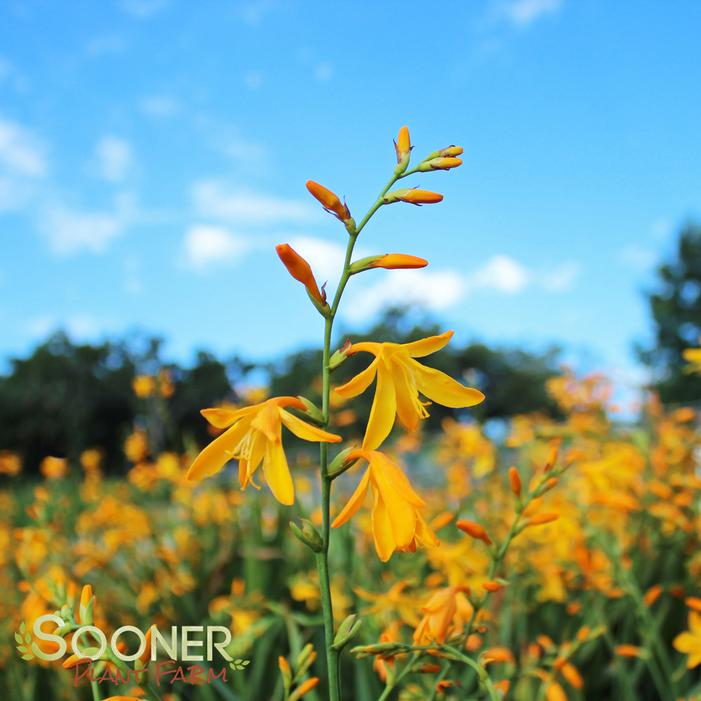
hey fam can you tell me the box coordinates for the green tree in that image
[639,223,701,403]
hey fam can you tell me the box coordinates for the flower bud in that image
[289,519,323,552]
[333,614,363,650]
[296,642,317,673]
[275,244,327,309]
[525,512,559,527]
[424,145,464,160]
[278,656,292,690]
[350,253,428,273]
[329,339,352,370]
[383,188,443,205]
[417,156,462,171]
[328,446,359,478]
[456,519,492,545]
[296,396,324,425]
[508,467,522,497]
[305,180,351,223]
[289,677,320,701]
[78,584,94,625]
[394,125,411,175]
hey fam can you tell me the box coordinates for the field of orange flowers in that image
[3,127,701,701]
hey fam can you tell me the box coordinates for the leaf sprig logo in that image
[14,622,35,661]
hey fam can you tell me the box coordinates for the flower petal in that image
[201,405,257,429]
[362,364,397,450]
[412,361,485,408]
[371,490,396,562]
[331,468,371,528]
[186,420,250,481]
[401,331,454,358]
[334,359,378,399]
[390,358,422,431]
[262,439,294,505]
[279,409,342,443]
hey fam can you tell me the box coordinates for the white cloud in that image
[541,261,580,291]
[495,0,563,26]
[119,0,169,18]
[0,117,47,178]
[287,236,348,283]
[94,136,132,182]
[345,269,466,322]
[140,95,179,117]
[182,224,248,273]
[85,34,127,57]
[469,254,530,293]
[41,206,125,255]
[314,63,334,82]
[192,180,316,225]
[244,70,264,90]
[26,313,105,341]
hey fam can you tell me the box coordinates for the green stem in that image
[90,680,102,701]
[314,170,401,701]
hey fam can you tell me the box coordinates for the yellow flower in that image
[331,449,438,562]
[683,342,701,374]
[186,397,341,505]
[40,456,67,480]
[674,611,701,668]
[132,374,156,398]
[334,331,484,449]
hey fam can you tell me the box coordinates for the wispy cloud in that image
[192,180,316,225]
[140,95,179,117]
[118,0,169,19]
[287,236,348,283]
[94,136,133,183]
[0,117,47,178]
[493,0,564,27]
[181,224,249,273]
[39,194,135,255]
[344,254,579,321]
[26,313,110,341]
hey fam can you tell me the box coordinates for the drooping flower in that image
[412,585,472,645]
[673,611,701,668]
[334,331,484,449]
[331,449,438,562]
[187,397,341,505]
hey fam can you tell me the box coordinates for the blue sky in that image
[1,0,700,395]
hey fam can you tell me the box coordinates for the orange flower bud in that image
[370,253,428,270]
[275,244,326,306]
[615,644,643,658]
[526,512,559,527]
[508,466,522,497]
[394,125,411,173]
[643,584,663,606]
[456,519,492,545]
[483,580,503,593]
[560,662,583,689]
[384,188,443,205]
[686,597,701,613]
[419,156,463,171]
[419,663,441,673]
[305,180,351,222]
[293,677,320,698]
[482,647,514,665]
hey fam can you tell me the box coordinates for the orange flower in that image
[275,244,325,305]
[384,188,443,205]
[413,586,472,645]
[331,449,438,562]
[305,180,351,222]
[187,397,341,505]
[456,519,492,545]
